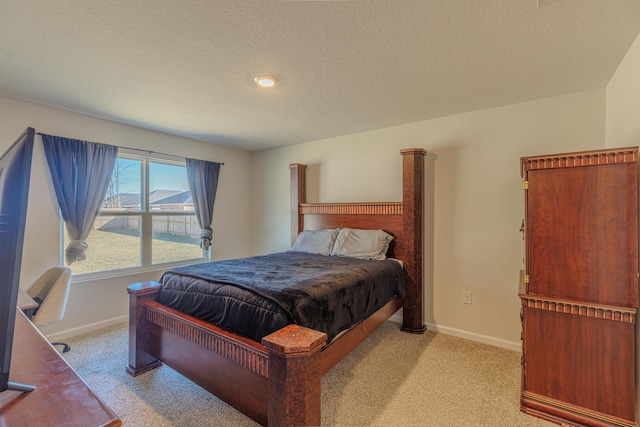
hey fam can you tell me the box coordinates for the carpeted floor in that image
[62,321,553,426]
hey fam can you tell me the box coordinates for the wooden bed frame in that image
[126,148,427,426]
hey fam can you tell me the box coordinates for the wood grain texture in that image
[263,325,326,427]
[290,163,307,245]
[303,214,403,259]
[522,308,635,426]
[520,146,639,427]
[147,301,269,376]
[521,392,636,427]
[1,311,121,427]
[400,148,426,333]
[126,281,163,376]
[526,164,638,306]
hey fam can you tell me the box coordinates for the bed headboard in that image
[289,148,426,333]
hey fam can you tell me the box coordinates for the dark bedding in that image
[157,251,405,342]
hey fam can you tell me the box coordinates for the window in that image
[64,153,207,276]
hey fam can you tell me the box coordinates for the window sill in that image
[70,258,207,284]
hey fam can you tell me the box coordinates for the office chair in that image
[26,266,72,352]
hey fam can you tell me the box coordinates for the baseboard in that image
[43,315,128,341]
[425,322,522,352]
[389,312,522,351]
[44,314,523,353]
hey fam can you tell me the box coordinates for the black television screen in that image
[0,127,35,393]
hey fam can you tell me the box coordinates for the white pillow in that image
[330,228,393,260]
[290,229,339,256]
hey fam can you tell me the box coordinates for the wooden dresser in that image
[519,147,638,427]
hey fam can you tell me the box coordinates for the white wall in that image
[0,96,252,338]
[605,30,640,421]
[251,89,606,350]
[607,31,640,148]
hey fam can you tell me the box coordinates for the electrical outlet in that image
[462,291,472,305]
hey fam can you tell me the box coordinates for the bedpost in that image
[263,324,326,427]
[400,148,427,334]
[290,163,307,245]
[126,281,163,376]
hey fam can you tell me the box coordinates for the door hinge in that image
[524,275,530,284]
[523,180,529,190]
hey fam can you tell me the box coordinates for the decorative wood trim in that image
[522,391,636,427]
[520,295,636,324]
[300,202,402,215]
[521,147,638,174]
[146,302,269,377]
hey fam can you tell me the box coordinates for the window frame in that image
[62,150,209,281]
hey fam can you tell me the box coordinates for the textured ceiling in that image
[1,0,639,151]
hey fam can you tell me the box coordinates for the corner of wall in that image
[606,31,640,148]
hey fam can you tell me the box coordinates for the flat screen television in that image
[0,127,35,393]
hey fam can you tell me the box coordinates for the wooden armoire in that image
[519,147,639,427]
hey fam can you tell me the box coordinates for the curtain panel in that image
[185,159,221,250]
[40,134,118,264]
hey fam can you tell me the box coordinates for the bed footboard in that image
[126,281,328,427]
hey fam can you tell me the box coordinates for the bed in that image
[126,148,427,426]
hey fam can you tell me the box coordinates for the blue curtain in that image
[41,134,118,264]
[185,158,221,250]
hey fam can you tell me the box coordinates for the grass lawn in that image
[66,229,204,275]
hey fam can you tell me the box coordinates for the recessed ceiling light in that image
[255,75,278,88]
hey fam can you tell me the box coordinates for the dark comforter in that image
[157,251,405,342]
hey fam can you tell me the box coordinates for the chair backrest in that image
[26,267,72,327]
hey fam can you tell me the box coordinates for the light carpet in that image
[62,321,553,426]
